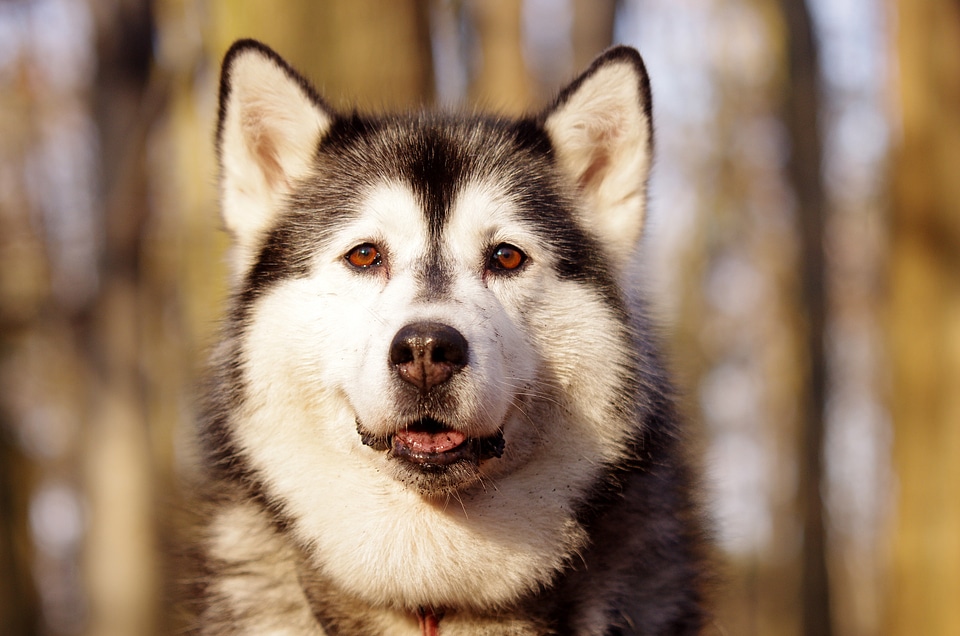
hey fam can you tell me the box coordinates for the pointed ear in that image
[541,46,653,266]
[216,40,333,273]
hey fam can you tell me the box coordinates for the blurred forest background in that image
[1,0,958,634]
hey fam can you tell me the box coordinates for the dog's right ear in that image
[216,40,333,273]
[540,46,653,271]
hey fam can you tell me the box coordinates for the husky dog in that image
[189,39,706,635]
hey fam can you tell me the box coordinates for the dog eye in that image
[488,244,526,272]
[345,243,382,269]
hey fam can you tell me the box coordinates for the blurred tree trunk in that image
[888,1,960,634]
[0,429,39,635]
[85,2,161,635]
[465,0,534,114]
[570,0,617,71]
[465,0,619,114]
[208,0,434,110]
[778,2,833,634]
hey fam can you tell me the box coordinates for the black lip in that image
[356,417,505,469]
[357,422,391,451]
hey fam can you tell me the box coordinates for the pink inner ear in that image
[579,148,610,192]
[242,107,287,191]
[565,112,626,193]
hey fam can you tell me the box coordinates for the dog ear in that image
[541,47,653,266]
[216,40,333,273]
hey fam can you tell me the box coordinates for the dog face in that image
[232,118,632,496]
[242,169,547,497]
[210,40,655,608]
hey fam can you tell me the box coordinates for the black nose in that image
[389,322,468,392]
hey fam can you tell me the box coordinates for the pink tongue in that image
[395,428,466,454]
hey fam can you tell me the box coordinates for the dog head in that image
[211,40,654,501]
[208,38,658,610]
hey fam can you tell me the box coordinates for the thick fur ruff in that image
[184,39,708,635]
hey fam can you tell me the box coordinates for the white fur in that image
[207,502,322,634]
[544,61,652,267]
[218,48,331,275]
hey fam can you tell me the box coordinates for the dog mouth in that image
[358,417,504,469]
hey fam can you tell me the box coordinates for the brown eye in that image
[489,244,526,272]
[345,243,382,269]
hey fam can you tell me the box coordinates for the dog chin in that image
[356,417,505,496]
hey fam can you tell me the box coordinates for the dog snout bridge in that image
[389,322,468,392]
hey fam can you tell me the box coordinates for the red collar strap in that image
[417,606,443,636]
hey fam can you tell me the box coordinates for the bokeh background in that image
[1,0,957,634]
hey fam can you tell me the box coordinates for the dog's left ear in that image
[541,47,653,266]
[216,40,334,274]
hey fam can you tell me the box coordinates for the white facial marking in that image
[231,176,634,610]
